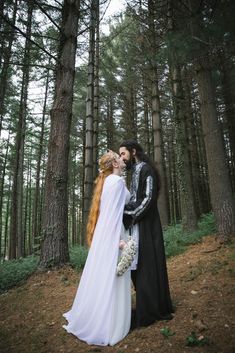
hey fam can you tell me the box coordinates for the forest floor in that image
[0,235,235,353]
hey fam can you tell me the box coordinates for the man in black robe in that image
[119,140,173,328]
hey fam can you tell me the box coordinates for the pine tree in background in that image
[83,0,97,242]
[39,0,80,268]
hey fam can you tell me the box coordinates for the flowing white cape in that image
[63,174,131,346]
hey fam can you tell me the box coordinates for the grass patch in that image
[69,245,88,270]
[164,212,216,258]
[186,331,209,346]
[160,326,175,338]
[183,261,204,281]
[228,249,235,261]
[0,255,38,293]
[208,260,229,275]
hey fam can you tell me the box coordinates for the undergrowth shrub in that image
[164,212,216,257]
[0,256,38,293]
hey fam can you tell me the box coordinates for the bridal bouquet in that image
[116,236,138,276]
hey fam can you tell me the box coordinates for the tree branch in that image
[8,61,56,70]
[34,0,62,31]
[0,13,58,62]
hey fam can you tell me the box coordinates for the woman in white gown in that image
[63,150,131,346]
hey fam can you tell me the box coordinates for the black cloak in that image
[123,162,173,327]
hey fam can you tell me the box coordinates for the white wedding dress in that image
[63,174,131,346]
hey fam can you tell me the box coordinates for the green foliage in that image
[197,212,216,235]
[69,245,88,270]
[160,326,175,338]
[164,213,216,258]
[186,332,209,346]
[0,256,38,293]
[164,223,185,257]
[228,250,235,261]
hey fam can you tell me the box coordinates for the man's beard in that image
[124,157,136,170]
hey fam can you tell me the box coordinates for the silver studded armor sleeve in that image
[124,175,153,219]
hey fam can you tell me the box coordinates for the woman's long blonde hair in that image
[86,150,119,246]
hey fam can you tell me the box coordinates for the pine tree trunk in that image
[170,63,198,232]
[0,135,10,259]
[0,0,4,34]
[32,67,50,252]
[93,0,99,178]
[4,178,11,260]
[151,68,169,227]
[71,168,76,245]
[24,157,32,256]
[79,159,85,245]
[83,0,96,239]
[143,75,150,156]
[166,132,175,223]
[168,125,181,223]
[28,158,33,256]
[147,0,169,226]
[9,0,33,259]
[195,58,235,239]
[220,56,235,191]
[122,87,137,140]
[81,117,86,245]
[39,0,80,268]
[38,158,46,246]
[0,0,18,134]
[196,115,211,214]
[107,95,114,149]
[182,68,201,217]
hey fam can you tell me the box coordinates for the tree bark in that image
[196,110,211,214]
[39,0,80,268]
[93,0,99,178]
[142,74,151,156]
[195,58,235,239]
[122,86,137,140]
[182,67,201,217]
[147,0,169,226]
[167,123,181,224]
[3,177,11,260]
[220,55,235,191]
[32,66,50,253]
[24,156,32,256]
[151,68,169,227]
[71,166,77,245]
[107,95,114,149]
[170,63,198,232]
[0,134,10,259]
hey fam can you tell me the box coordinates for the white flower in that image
[116,237,138,276]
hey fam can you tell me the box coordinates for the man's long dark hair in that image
[120,139,161,198]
